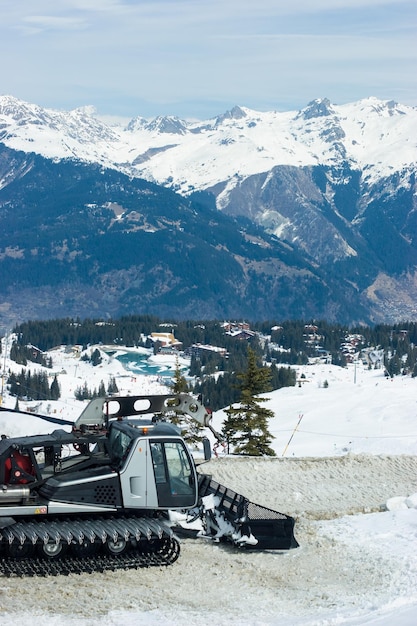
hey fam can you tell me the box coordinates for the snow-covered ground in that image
[0,343,416,625]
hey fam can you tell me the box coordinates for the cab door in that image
[119,437,156,508]
[150,439,198,509]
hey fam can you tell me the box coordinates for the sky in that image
[1,0,416,120]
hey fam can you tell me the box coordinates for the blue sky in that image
[1,0,416,120]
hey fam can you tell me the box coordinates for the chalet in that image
[149,332,182,351]
[226,328,256,340]
[221,321,251,333]
[303,326,323,345]
[187,344,228,359]
[221,322,255,341]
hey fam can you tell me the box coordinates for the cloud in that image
[21,15,88,34]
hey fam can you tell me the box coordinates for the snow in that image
[1,96,416,196]
[0,342,416,625]
[213,365,417,458]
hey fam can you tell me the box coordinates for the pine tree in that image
[90,348,102,367]
[38,371,50,400]
[107,376,119,395]
[50,375,61,400]
[75,381,91,400]
[223,347,275,456]
[171,356,189,393]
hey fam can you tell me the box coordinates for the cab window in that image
[150,442,167,484]
[150,441,195,496]
[108,428,133,464]
[164,441,194,496]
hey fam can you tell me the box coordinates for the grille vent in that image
[94,484,117,506]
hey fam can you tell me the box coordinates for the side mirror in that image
[202,437,212,461]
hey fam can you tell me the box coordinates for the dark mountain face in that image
[0,144,383,330]
[203,162,417,322]
[207,163,417,270]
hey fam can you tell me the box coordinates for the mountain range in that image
[0,95,416,329]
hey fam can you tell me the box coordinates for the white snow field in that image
[0,344,416,625]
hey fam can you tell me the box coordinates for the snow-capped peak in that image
[297,97,335,120]
[70,104,98,118]
[0,95,416,192]
[143,115,188,135]
[214,105,248,125]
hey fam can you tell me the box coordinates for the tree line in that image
[192,361,296,412]
[8,369,61,402]
[4,317,417,412]
[74,376,119,401]
[9,317,417,357]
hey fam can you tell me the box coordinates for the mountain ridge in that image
[1,95,415,184]
[1,95,416,327]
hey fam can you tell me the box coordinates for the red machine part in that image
[4,451,35,484]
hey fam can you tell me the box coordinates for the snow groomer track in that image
[0,516,180,577]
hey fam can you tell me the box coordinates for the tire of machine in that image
[38,540,68,559]
[105,538,127,555]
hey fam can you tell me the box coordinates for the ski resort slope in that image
[0,348,416,625]
[214,363,417,458]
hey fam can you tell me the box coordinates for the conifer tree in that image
[75,381,91,400]
[90,348,102,367]
[223,346,275,456]
[107,376,119,395]
[50,375,61,400]
[171,356,189,393]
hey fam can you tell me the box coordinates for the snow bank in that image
[200,455,417,519]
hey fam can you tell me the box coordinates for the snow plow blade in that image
[198,474,299,550]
